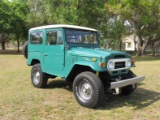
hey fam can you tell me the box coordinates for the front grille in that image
[107,58,130,71]
[115,62,125,69]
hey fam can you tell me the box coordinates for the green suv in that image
[23,24,145,108]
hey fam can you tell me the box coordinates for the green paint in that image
[27,25,134,78]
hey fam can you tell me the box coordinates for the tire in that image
[120,70,137,96]
[73,72,104,108]
[22,41,28,59]
[31,64,48,88]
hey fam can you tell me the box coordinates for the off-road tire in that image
[120,70,137,96]
[31,64,48,88]
[22,41,28,59]
[73,71,104,108]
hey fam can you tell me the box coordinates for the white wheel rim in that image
[33,71,40,85]
[78,80,93,101]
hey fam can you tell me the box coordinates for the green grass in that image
[0,52,160,120]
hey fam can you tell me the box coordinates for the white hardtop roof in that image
[29,24,97,32]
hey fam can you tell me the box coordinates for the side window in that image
[57,31,63,44]
[46,30,63,45]
[30,32,43,44]
[46,31,57,45]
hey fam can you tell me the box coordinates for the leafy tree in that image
[104,0,160,56]
[0,0,11,49]
[0,0,28,51]
[9,0,28,52]
[103,1,129,50]
[1,0,159,55]
[121,0,160,56]
[26,0,105,28]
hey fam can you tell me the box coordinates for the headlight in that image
[108,61,114,70]
[126,59,131,68]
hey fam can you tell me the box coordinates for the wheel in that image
[73,72,104,108]
[120,70,137,96]
[31,64,48,88]
[22,41,28,59]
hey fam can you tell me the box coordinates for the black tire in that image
[120,70,137,96]
[31,64,48,88]
[73,72,104,108]
[22,41,28,59]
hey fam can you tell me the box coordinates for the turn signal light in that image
[132,60,136,64]
[100,62,105,68]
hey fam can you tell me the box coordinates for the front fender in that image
[73,61,107,72]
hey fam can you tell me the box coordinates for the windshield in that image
[65,28,98,44]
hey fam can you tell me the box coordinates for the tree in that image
[0,0,28,51]
[103,1,130,50]
[104,0,160,56]
[0,0,11,49]
[121,0,160,56]
[26,0,105,28]
[9,0,28,52]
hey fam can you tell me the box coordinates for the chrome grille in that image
[115,62,125,69]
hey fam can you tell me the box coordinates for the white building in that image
[124,34,138,51]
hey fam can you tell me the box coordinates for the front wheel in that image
[73,72,104,108]
[120,70,137,96]
[31,64,48,88]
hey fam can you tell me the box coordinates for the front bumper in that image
[110,76,145,89]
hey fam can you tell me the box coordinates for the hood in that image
[68,47,130,58]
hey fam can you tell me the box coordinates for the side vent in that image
[114,55,125,58]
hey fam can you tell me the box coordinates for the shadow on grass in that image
[102,88,160,110]
[46,79,160,110]
[46,79,72,92]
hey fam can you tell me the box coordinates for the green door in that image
[43,29,64,71]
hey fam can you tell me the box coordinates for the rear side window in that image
[30,31,43,44]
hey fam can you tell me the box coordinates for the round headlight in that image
[108,61,114,70]
[126,59,131,68]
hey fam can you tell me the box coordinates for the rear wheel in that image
[73,72,104,108]
[31,64,48,88]
[22,41,28,59]
[120,70,137,96]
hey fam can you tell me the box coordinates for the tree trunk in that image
[151,43,155,56]
[152,41,160,56]
[137,40,148,56]
[0,34,8,50]
[17,40,20,52]
[119,40,122,51]
[16,34,20,52]
[152,48,156,56]
[1,41,6,49]
[133,34,137,52]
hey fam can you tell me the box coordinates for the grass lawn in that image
[0,51,160,120]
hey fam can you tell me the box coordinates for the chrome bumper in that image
[110,76,145,89]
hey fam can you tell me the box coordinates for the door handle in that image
[43,54,48,56]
